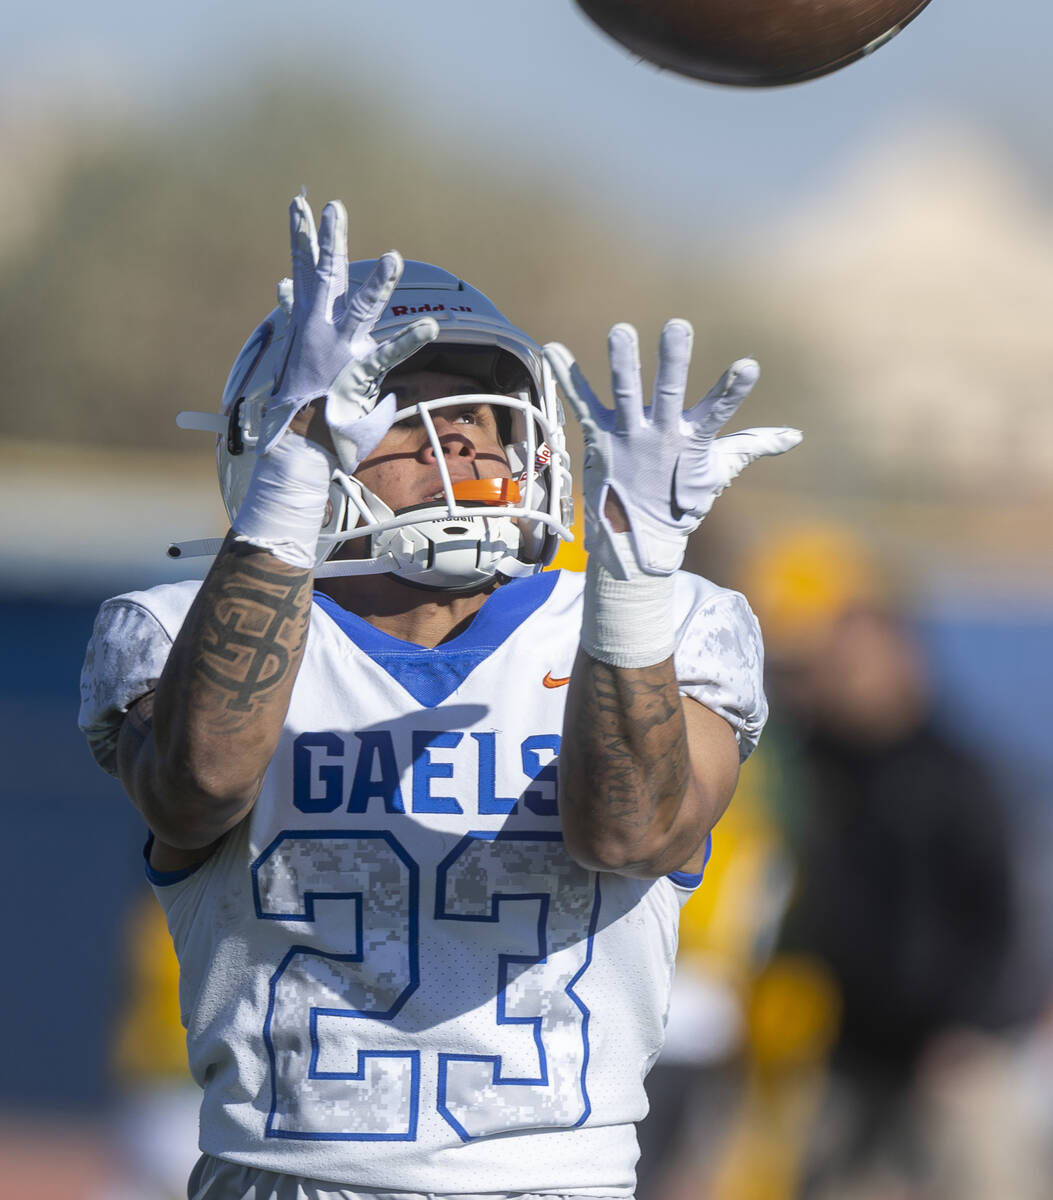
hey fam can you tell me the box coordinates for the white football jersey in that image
[79,569,766,1196]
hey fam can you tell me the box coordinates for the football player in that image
[79,195,800,1200]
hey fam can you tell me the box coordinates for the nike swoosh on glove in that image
[544,319,802,579]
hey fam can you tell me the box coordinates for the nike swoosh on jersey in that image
[542,672,571,688]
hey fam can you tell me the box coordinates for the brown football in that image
[574,0,934,87]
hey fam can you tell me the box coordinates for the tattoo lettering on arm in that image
[130,538,317,849]
[195,553,313,714]
[173,540,313,733]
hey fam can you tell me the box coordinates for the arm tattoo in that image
[187,544,312,715]
[570,658,688,827]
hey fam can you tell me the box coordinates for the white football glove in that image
[259,195,439,469]
[544,320,802,580]
[233,195,438,568]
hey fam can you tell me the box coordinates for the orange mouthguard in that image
[449,478,522,506]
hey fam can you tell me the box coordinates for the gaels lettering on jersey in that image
[293,729,561,817]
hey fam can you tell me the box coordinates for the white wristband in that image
[232,434,335,569]
[581,533,676,668]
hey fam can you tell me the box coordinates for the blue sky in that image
[7,0,1053,239]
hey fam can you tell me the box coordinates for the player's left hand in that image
[544,320,802,579]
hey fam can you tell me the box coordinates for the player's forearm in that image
[139,536,313,846]
[559,648,703,876]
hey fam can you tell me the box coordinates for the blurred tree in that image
[0,76,811,455]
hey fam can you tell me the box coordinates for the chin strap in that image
[166,477,526,566]
[167,537,226,560]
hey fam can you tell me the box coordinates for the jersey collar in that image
[312,571,560,707]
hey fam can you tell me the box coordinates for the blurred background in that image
[3,1,1053,1197]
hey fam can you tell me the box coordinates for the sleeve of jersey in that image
[78,599,175,777]
[672,582,768,762]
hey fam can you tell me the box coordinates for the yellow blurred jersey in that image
[113,895,191,1083]
[677,749,792,985]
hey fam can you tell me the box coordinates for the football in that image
[574,0,934,87]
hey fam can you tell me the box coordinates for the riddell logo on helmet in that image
[390,302,475,317]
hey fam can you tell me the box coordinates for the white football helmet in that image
[171,261,573,591]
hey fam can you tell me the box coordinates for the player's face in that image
[355,369,513,513]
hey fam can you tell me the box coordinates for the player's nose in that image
[418,417,477,462]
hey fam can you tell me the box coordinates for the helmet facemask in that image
[315,385,569,591]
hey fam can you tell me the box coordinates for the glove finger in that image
[342,250,404,332]
[330,392,399,475]
[687,357,759,437]
[712,427,803,482]
[608,323,644,434]
[316,201,349,321]
[289,195,319,313]
[361,317,440,382]
[543,342,606,437]
[326,318,440,428]
[651,318,693,430]
[718,426,803,459]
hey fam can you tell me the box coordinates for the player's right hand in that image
[231,197,438,569]
[259,195,439,474]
